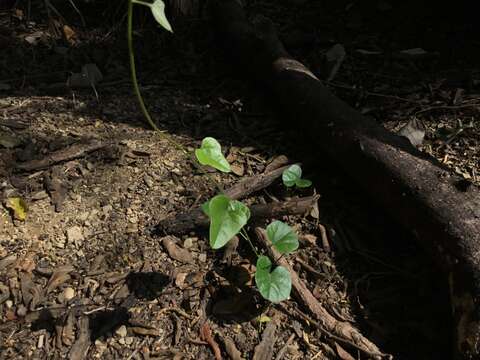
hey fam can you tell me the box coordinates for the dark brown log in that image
[254,228,388,359]
[224,164,294,200]
[156,196,318,235]
[211,1,480,358]
[15,140,107,171]
[155,163,294,234]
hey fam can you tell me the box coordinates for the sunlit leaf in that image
[150,0,173,32]
[255,256,291,303]
[5,197,28,221]
[208,195,250,249]
[266,221,298,254]
[195,137,231,173]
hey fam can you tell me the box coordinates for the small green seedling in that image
[195,137,231,173]
[282,164,312,188]
[197,137,308,303]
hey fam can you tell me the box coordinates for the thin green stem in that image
[127,0,186,153]
[132,0,152,7]
[239,229,260,258]
[127,0,222,192]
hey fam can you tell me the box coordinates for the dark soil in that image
[0,1,478,359]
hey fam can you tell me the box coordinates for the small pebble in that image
[118,337,126,345]
[63,287,75,301]
[125,337,134,346]
[183,237,195,249]
[5,300,13,308]
[198,253,207,263]
[17,305,27,317]
[37,334,44,349]
[115,325,127,338]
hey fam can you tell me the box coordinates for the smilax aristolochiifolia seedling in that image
[195,137,306,303]
[282,164,312,189]
[130,3,307,303]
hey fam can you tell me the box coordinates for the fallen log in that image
[155,163,294,234]
[210,1,480,358]
[156,195,318,235]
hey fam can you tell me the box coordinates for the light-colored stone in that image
[66,226,84,246]
[115,325,127,338]
[125,337,134,346]
[17,305,27,317]
[63,287,75,301]
[37,334,44,349]
[183,237,196,249]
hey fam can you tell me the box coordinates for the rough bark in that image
[210,1,480,358]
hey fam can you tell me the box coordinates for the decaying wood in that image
[16,140,107,171]
[224,164,294,200]
[156,196,317,235]
[211,1,480,358]
[254,227,388,359]
[155,163,293,234]
[253,320,277,360]
[223,336,244,360]
[200,322,222,360]
[69,316,91,360]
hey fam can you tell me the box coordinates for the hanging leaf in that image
[266,221,299,254]
[5,197,28,221]
[195,137,231,173]
[255,256,291,303]
[282,164,312,188]
[207,195,250,249]
[150,0,173,33]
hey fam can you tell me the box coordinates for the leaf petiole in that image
[132,0,152,7]
[239,228,260,257]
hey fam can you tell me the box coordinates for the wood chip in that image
[130,326,161,337]
[200,322,222,360]
[46,270,72,294]
[224,336,244,360]
[162,236,194,264]
[253,321,277,360]
[69,316,91,360]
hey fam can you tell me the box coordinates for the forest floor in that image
[0,1,479,359]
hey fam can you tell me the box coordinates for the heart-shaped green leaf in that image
[282,164,312,188]
[195,137,231,173]
[255,256,291,303]
[266,221,298,254]
[150,0,173,32]
[282,164,302,187]
[207,195,250,249]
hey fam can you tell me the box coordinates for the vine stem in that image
[239,229,260,258]
[127,0,186,153]
[127,0,223,193]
